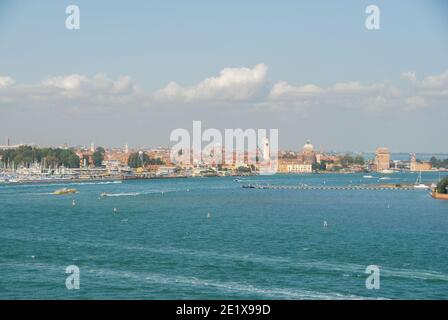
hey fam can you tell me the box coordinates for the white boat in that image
[363,175,374,179]
[381,169,394,174]
[379,177,391,180]
[414,172,429,189]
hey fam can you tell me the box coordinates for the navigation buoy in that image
[323,220,328,228]
[113,208,118,213]
[207,212,211,219]
[72,200,76,207]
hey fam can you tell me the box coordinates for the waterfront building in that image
[276,140,318,173]
[75,149,94,167]
[104,149,130,166]
[0,144,24,150]
[374,147,390,172]
[0,138,24,150]
[148,147,173,165]
[278,160,312,173]
[409,153,432,172]
[156,166,177,176]
[299,140,317,165]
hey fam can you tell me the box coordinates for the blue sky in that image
[0,0,447,152]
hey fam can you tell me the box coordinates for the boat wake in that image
[1,260,379,299]
[3,234,448,283]
[101,192,141,197]
[71,181,123,186]
[87,267,378,300]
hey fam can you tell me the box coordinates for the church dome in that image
[303,140,314,152]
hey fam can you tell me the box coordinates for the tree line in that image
[0,146,80,168]
[127,152,165,168]
[430,157,448,169]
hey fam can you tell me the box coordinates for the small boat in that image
[414,172,429,189]
[363,175,374,179]
[379,177,391,180]
[53,188,77,195]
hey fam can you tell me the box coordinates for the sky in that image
[0,0,447,152]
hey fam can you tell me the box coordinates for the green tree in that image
[340,154,354,167]
[430,157,448,169]
[312,161,328,171]
[92,147,105,167]
[236,166,251,173]
[430,156,439,167]
[437,176,448,194]
[0,146,80,168]
[354,155,365,165]
[128,152,150,168]
[148,157,165,165]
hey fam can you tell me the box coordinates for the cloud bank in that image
[1,64,447,152]
[0,64,447,113]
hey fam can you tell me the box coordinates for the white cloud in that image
[0,76,15,88]
[154,63,267,102]
[401,69,448,97]
[269,82,323,99]
[420,70,448,90]
[268,79,394,113]
[43,74,87,90]
[405,96,427,109]
[269,80,384,100]
[42,74,137,95]
[401,71,417,83]
[330,82,382,94]
[0,74,141,108]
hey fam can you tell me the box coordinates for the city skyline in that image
[2,136,448,156]
[1,0,447,152]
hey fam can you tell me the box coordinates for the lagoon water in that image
[1,173,447,299]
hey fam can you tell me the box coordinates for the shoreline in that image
[0,170,446,186]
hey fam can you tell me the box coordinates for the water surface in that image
[1,173,447,299]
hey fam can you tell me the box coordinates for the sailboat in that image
[414,171,429,189]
